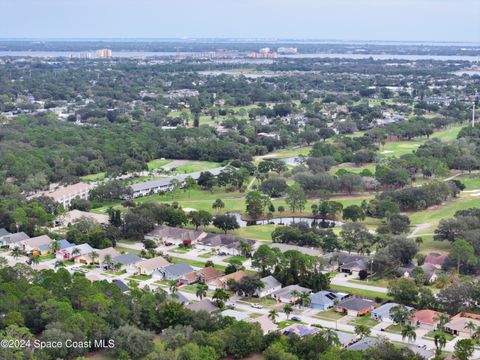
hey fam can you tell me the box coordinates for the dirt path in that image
[408,223,433,238]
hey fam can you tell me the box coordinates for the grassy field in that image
[169,256,226,271]
[225,255,248,263]
[147,159,172,171]
[456,175,480,190]
[81,172,106,181]
[239,297,278,307]
[379,140,423,157]
[255,146,312,160]
[430,125,463,141]
[173,161,222,173]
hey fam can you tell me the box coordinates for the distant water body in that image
[0,51,478,62]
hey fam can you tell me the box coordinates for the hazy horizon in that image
[1,0,479,43]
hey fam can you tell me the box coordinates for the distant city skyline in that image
[1,0,479,42]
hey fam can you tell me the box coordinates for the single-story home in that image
[346,338,379,351]
[424,253,448,269]
[197,234,255,256]
[56,243,94,263]
[37,239,73,256]
[310,291,348,311]
[0,232,30,247]
[87,247,120,265]
[56,209,109,226]
[155,262,194,281]
[409,309,444,330]
[327,252,370,276]
[444,313,480,338]
[399,263,439,284]
[221,309,250,322]
[335,297,375,317]
[335,331,357,348]
[144,225,206,245]
[256,275,282,298]
[167,292,189,305]
[283,324,320,337]
[207,270,247,289]
[0,228,10,238]
[19,235,52,253]
[186,299,219,313]
[181,266,223,285]
[371,303,413,323]
[272,285,312,304]
[134,256,170,275]
[111,253,142,273]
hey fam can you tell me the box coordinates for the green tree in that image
[285,184,306,213]
[268,309,279,323]
[450,239,477,273]
[195,284,208,300]
[401,324,416,344]
[283,304,293,320]
[454,339,475,360]
[354,324,371,339]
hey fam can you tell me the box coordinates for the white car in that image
[251,303,263,309]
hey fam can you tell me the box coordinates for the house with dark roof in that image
[256,275,282,298]
[167,292,189,305]
[326,252,371,276]
[335,297,375,317]
[156,262,194,281]
[0,232,30,247]
[111,253,142,273]
[283,324,320,337]
[112,279,129,293]
[310,291,348,311]
[400,263,439,284]
[346,338,379,351]
[0,228,10,238]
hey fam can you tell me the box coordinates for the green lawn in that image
[348,316,379,328]
[385,324,403,334]
[80,172,106,181]
[423,331,455,341]
[277,320,306,329]
[379,140,423,158]
[329,285,393,301]
[255,146,312,160]
[239,297,278,307]
[147,159,173,171]
[128,274,152,281]
[172,161,222,174]
[430,125,463,141]
[314,309,345,321]
[349,278,391,288]
[456,175,480,190]
[38,254,56,262]
[225,255,247,263]
[115,246,142,255]
[169,256,226,271]
[168,246,192,254]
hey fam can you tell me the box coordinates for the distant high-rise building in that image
[277,47,298,54]
[259,47,271,54]
[96,48,112,59]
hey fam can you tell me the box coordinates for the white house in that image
[256,275,282,298]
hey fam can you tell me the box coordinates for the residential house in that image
[444,313,480,338]
[134,256,171,275]
[111,253,142,273]
[346,338,379,351]
[180,266,223,285]
[309,291,348,311]
[338,254,370,276]
[397,263,417,277]
[335,297,375,317]
[56,243,94,264]
[87,247,120,265]
[399,263,439,284]
[334,331,357,348]
[371,303,413,323]
[253,315,277,334]
[197,233,255,256]
[167,292,189,305]
[256,275,282,298]
[187,299,219,313]
[207,271,247,289]
[156,262,194,281]
[57,209,109,226]
[0,228,10,238]
[283,324,320,337]
[424,253,448,269]
[409,310,444,330]
[0,232,29,247]
[144,225,205,245]
[37,239,72,256]
[19,235,52,253]
[272,285,312,304]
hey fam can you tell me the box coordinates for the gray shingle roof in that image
[163,262,194,277]
[260,275,281,290]
[0,232,30,244]
[187,299,218,313]
[338,297,375,311]
[0,228,11,237]
[112,253,142,265]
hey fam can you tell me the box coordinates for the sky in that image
[1,0,479,42]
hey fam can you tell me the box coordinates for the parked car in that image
[251,303,263,309]
[291,316,302,322]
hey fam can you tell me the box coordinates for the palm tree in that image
[11,247,22,259]
[435,313,450,328]
[268,309,279,324]
[212,288,230,308]
[71,247,81,261]
[103,254,112,270]
[415,237,423,246]
[354,324,371,339]
[195,284,208,300]
[289,290,300,307]
[433,330,447,355]
[283,304,293,320]
[169,280,179,296]
[29,255,40,266]
[54,260,65,269]
[239,240,253,258]
[321,328,341,346]
[390,305,412,326]
[212,199,225,213]
[49,240,60,254]
[464,321,477,338]
[298,291,311,308]
[89,250,99,265]
[401,324,417,344]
